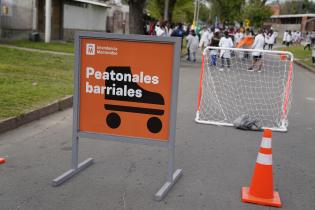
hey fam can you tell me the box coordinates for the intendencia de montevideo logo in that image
[86,43,118,56]
[86,43,95,55]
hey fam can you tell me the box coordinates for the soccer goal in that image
[195,46,294,132]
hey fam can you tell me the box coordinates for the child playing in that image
[219,31,234,70]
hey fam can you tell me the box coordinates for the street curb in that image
[294,60,315,74]
[0,96,73,134]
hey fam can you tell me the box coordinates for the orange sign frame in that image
[75,33,181,143]
[53,33,183,200]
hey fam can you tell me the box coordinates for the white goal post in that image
[195,46,294,132]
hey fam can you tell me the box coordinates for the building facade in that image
[265,3,315,34]
[0,0,129,41]
[265,14,315,34]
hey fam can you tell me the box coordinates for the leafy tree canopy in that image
[242,0,272,28]
[172,0,196,23]
[147,0,211,24]
[209,0,245,24]
[146,0,177,22]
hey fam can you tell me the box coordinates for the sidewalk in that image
[0,44,73,56]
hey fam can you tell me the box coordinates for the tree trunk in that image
[168,0,176,23]
[129,1,145,34]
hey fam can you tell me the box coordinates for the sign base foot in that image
[154,168,183,201]
[52,158,94,187]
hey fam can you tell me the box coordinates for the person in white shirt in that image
[312,45,315,64]
[155,22,167,37]
[282,30,288,45]
[292,30,297,45]
[285,31,292,47]
[199,27,210,50]
[219,31,234,70]
[186,30,193,61]
[264,31,269,49]
[167,23,174,37]
[248,29,265,72]
[304,32,312,50]
[296,31,301,44]
[267,30,276,50]
[188,30,199,62]
[234,29,243,47]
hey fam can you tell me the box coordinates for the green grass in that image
[4,40,74,53]
[279,45,315,68]
[0,46,74,119]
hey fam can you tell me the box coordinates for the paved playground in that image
[0,56,314,210]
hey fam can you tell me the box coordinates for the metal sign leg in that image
[154,141,183,201]
[52,136,94,186]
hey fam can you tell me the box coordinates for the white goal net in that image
[195,47,294,132]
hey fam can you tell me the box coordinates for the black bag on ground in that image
[233,114,262,131]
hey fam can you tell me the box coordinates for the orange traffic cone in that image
[0,157,5,164]
[241,129,282,207]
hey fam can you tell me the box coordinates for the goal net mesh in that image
[196,47,294,132]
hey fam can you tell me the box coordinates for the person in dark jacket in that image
[171,23,185,50]
[209,30,220,66]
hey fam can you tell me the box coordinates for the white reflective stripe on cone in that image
[256,153,273,165]
[260,137,272,149]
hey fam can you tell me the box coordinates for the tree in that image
[147,0,210,24]
[147,0,162,20]
[199,3,211,23]
[127,0,147,34]
[209,0,245,25]
[171,0,194,23]
[280,1,299,14]
[146,0,180,22]
[243,0,272,28]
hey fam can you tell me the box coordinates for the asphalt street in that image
[0,55,314,210]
